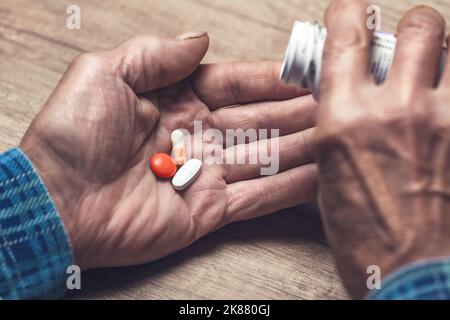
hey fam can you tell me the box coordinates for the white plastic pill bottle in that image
[280,21,447,99]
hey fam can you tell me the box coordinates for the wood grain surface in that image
[1,0,449,299]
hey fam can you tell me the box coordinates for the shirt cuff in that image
[367,257,450,300]
[0,147,73,299]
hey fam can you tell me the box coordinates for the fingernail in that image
[177,31,207,40]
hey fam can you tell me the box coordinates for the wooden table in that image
[1,0,449,300]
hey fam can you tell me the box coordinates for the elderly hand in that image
[20,32,318,269]
[315,0,450,298]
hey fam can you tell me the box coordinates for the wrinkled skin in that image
[20,33,318,270]
[316,0,450,298]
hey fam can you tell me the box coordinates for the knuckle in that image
[208,111,221,130]
[325,26,370,53]
[223,63,241,102]
[377,94,431,127]
[423,96,449,131]
[119,35,164,88]
[125,35,161,51]
[321,28,370,92]
[70,52,104,72]
[318,60,342,93]
[410,98,433,123]
[316,109,367,146]
[72,52,98,66]
[378,109,422,130]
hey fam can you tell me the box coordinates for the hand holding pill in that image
[20,31,317,271]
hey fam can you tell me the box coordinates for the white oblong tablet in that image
[172,159,202,191]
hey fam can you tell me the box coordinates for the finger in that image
[225,163,318,223]
[190,61,311,109]
[211,94,317,137]
[223,128,315,183]
[386,6,446,89]
[437,34,450,88]
[320,0,373,101]
[110,32,209,93]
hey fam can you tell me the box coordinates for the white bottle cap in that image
[280,21,326,99]
[280,21,447,96]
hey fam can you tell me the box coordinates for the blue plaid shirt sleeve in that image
[0,148,73,299]
[367,258,450,300]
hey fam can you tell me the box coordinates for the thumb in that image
[110,32,209,93]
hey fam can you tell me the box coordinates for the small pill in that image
[171,129,187,166]
[150,153,177,178]
[172,159,202,190]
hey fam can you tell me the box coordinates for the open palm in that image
[20,33,317,269]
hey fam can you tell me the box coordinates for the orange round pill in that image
[150,153,177,178]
